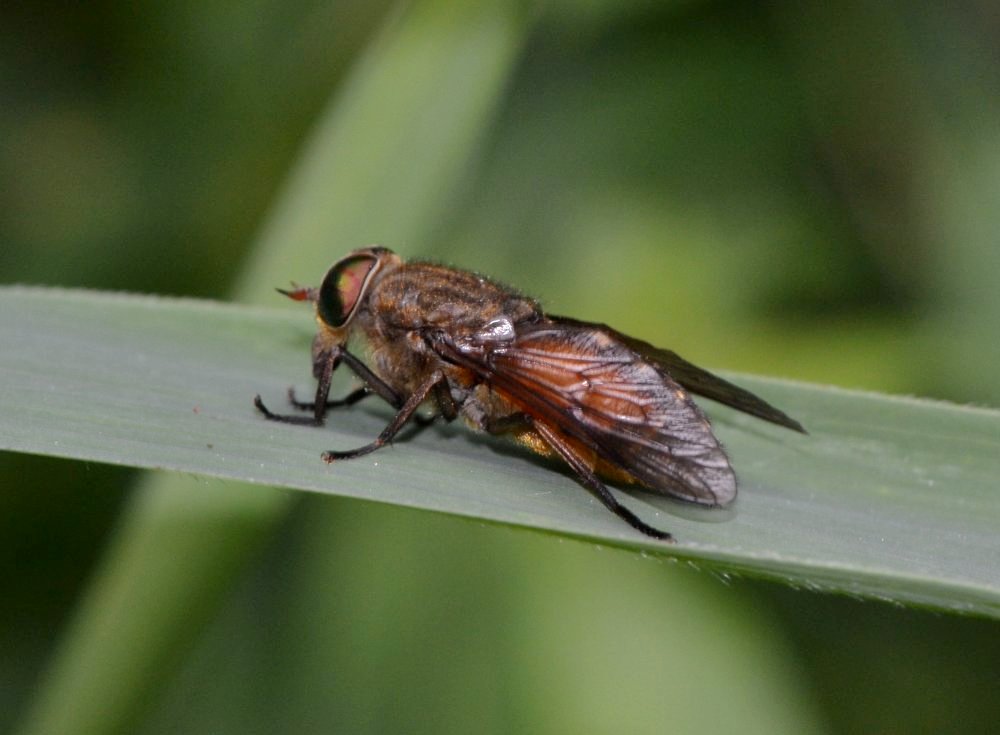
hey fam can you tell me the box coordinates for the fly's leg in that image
[287,386,370,411]
[532,420,674,542]
[255,346,403,425]
[431,381,459,422]
[256,346,442,434]
[335,351,438,427]
[322,371,447,463]
[338,349,405,407]
[288,385,440,428]
[455,405,671,540]
[255,348,340,426]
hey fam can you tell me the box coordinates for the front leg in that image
[322,371,447,462]
[287,385,370,412]
[288,384,438,428]
[255,347,341,425]
[255,346,403,425]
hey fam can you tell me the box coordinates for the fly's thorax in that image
[364,261,540,337]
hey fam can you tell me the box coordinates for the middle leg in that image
[322,371,448,463]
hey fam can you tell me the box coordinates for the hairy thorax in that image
[356,261,540,397]
[367,262,538,334]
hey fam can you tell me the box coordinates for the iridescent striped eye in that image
[317,252,380,328]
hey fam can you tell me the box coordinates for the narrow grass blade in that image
[2,286,997,618]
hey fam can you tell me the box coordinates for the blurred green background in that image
[2,1,999,733]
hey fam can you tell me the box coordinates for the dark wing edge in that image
[550,315,807,434]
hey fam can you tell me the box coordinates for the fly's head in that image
[279,246,401,347]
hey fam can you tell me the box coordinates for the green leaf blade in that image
[3,285,998,617]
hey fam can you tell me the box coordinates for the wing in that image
[435,317,738,506]
[550,315,806,433]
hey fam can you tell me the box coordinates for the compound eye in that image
[317,253,379,327]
